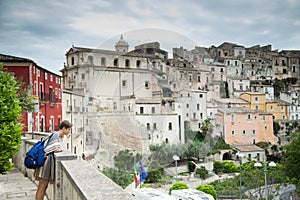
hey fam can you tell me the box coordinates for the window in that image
[281,106,284,112]
[153,123,157,130]
[200,113,203,119]
[114,58,118,67]
[81,73,85,80]
[265,126,268,130]
[189,74,192,82]
[136,60,141,68]
[243,130,246,134]
[262,115,266,121]
[45,73,48,80]
[270,105,274,111]
[145,81,149,89]
[168,122,172,130]
[255,106,259,110]
[125,59,130,67]
[199,94,203,98]
[188,93,190,97]
[140,107,144,114]
[180,73,183,80]
[71,57,75,65]
[198,75,201,82]
[231,115,234,122]
[88,56,93,64]
[122,80,127,87]
[39,83,44,100]
[186,104,189,108]
[146,123,150,130]
[253,130,256,134]
[151,107,155,114]
[101,57,106,66]
[247,114,251,120]
[50,75,53,82]
[49,87,53,102]
[197,104,200,110]
[232,130,235,135]
[255,97,258,102]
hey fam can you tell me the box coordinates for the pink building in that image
[215,107,277,145]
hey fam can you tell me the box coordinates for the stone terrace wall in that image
[13,136,134,200]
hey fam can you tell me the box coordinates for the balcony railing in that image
[39,93,59,103]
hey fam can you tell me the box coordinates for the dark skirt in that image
[34,154,55,184]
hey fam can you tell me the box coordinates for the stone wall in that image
[13,136,134,200]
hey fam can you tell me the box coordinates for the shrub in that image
[196,185,217,200]
[213,161,223,174]
[169,181,188,195]
[145,160,164,183]
[188,161,196,172]
[213,161,238,174]
[195,166,208,179]
[222,161,238,173]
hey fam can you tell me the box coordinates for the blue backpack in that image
[24,133,54,169]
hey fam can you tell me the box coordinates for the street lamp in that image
[236,153,244,200]
[172,154,180,180]
[254,159,276,200]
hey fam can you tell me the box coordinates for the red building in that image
[0,54,62,133]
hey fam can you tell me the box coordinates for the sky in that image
[1,0,300,74]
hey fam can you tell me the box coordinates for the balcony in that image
[39,93,59,104]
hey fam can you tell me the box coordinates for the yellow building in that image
[265,100,289,120]
[239,92,289,120]
[239,92,266,110]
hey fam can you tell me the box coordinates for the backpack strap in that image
[43,132,55,148]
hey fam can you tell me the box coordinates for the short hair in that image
[59,120,72,130]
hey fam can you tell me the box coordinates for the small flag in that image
[139,160,148,183]
[134,157,139,187]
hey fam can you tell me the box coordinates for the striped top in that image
[44,132,62,155]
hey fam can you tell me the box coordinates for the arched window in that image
[114,58,118,67]
[136,60,141,68]
[101,57,106,66]
[71,57,75,65]
[125,59,130,68]
[87,56,93,64]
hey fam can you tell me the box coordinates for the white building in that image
[280,90,300,120]
[135,98,180,144]
[227,76,251,98]
[172,89,207,138]
[62,90,85,159]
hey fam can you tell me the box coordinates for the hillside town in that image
[1,36,300,199]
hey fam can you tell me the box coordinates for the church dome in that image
[115,35,128,46]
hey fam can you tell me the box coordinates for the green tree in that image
[282,132,300,195]
[200,119,213,137]
[0,64,23,174]
[196,185,217,200]
[195,166,208,179]
[16,83,35,113]
[146,160,164,183]
[102,167,132,189]
[113,149,141,171]
[188,161,196,172]
[169,181,188,195]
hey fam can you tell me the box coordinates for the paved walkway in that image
[0,168,37,199]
